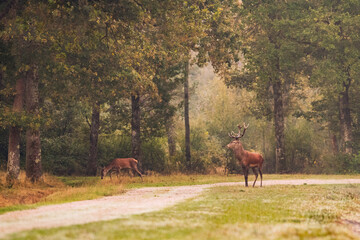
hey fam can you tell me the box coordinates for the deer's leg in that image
[133,166,143,181]
[127,169,132,177]
[129,169,135,177]
[252,167,258,187]
[259,168,263,187]
[242,166,249,187]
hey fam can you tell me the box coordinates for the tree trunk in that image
[184,60,191,171]
[131,94,142,169]
[339,80,353,154]
[273,79,286,173]
[87,101,100,176]
[166,118,176,157]
[7,78,25,185]
[25,68,42,182]
[331,133,339,154]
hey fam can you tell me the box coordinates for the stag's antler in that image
[229,123,249,139]
[228,132,239,139]
[228,125,241,139]
[238,122,249,138]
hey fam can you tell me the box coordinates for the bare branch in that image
[85,116,91,128]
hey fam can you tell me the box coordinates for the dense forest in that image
[1,0,360,185]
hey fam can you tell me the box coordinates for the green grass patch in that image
[101,173,360,189]
[58,174,360,189]
[57,176,100,187]
[5,184,360,240]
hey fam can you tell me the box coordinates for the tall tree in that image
[307,1,360,154]
[113,0,209,170]
[25,67,42,182]
[1,1,57,182]
[228,0,311,172]
[87,101,100,175]
[51,1,125,175]
[6,78,24,184]
[1,0,26,184]
[183,60,191,170]
[131,94,141,165]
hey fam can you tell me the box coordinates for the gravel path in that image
[0,178,360,238]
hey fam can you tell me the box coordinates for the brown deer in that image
[226,123,264,187]
[101,158,143,181]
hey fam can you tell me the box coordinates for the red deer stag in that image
[226,123,264,187]
[101,158,143,181]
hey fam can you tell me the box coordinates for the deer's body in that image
[101,158,143,180]
[227,123,264,187]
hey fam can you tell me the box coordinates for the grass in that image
[4,184,360,240]
[0,172,124,214]
[1,171,360,214]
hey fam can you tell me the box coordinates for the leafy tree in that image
[228,0,312,173]
[46,0,155,175]
[307,0,360,154]
[1,0,58,182]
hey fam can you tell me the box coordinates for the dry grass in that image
[0,171,65,207]
[0,171,125,212]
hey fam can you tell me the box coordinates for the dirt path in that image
[1,178,360,238]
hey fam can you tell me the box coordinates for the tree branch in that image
[86,116,91,128]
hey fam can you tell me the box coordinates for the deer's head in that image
[226,122,249,150]
[100,167,106,179]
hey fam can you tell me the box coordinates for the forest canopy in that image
[0,0,359,183]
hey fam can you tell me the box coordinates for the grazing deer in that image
[101,158,143,181]
[227,123,264,187]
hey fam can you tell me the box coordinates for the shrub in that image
[141,137,167,173]
[42,135,87,175]
[285,119,323,173]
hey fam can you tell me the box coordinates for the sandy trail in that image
[0,178,360,238]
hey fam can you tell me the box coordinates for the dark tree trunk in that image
[166,118,176,157]
[87,101,100,176]
[273,79,286,173]
[339,79,353,154]
[131,94,142,168]
[184,60,191,171]
[331,134,339,154]
[7,78,25,185]
[25,68,42,182]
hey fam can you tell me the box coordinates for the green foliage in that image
[305,0,360,153]
[173,121,227,174]
[97,134,132,167]
[285,119,323,173]
[99,134,169,174]
[2,0,360,176]
[347,153,360,173]
[141,138,167,173]
[319,153,360,174]
[189,126,224,173]
[42,135,87,176]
